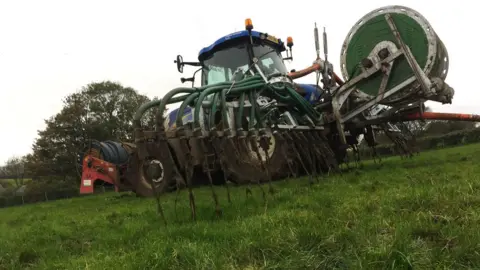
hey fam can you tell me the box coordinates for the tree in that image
[2,156,25,187]
[27,81,158,181]
[423,120,477,136]
[0,165,6,178]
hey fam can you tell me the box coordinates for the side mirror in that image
[179,67,202,88]
[174,55,184,73]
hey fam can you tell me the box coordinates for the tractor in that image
[79,5,479,220]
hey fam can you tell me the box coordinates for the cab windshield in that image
[201,43,288,86]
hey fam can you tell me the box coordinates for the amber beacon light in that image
[287,36,294,47]
[245,18,253,31]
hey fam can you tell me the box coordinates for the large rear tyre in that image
[123,141,181,197]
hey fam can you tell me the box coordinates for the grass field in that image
[2,144,480,269]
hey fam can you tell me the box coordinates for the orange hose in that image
[287,63,344,86]
[288,64,321,79]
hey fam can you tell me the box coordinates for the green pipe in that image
[158,79,262,128]
[248,91,256,131]
[197,74,263,90]
[253,93,266,129]
[285,85,319,118]
[156,88,197,126]
[134,75,264,130]
[209,92,219,130]
[267,84,293,102]
[262,87,292,104]
[133,95,188,128]
[175,92,199,128]
[193,81,266,129]
[193,85,227,129]
[236,92,246,131]
[228,82,265,92]
[266,83,318,118]
[220,88,229,130]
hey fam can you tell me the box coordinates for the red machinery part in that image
[79,155,120,194]
[402,112,480,122]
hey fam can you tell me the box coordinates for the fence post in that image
[44,192,48,201]
[22,195,24,205]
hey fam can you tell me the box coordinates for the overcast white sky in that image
[0,0,477,165]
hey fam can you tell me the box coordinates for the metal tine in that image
[272,131,296,181]
[236,130,256,200]
[146,159,167,226]
[150,117,170,226]
[210,132,235,203]
[201,133,222,218]
[283,131,311,180]
[259,130,275,194]
[290,131,315,184]
[299,131,319,183]
[247,131,268,206]
[313,133,330,177]
[217,153,232,204]
[173,178,183,221]
[178,128,197,221]
[311,131,336,175]
[351,144,361,167]
[304,131,325,182]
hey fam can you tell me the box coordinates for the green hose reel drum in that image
[340,5,449,103]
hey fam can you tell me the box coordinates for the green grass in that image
[2,144,480,269]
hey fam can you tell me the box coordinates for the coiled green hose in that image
[134,73,324,134]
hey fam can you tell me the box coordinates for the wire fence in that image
[0,186,116,208]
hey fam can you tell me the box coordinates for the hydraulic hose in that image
[209,92,219,130]
[236,92,246,131]
[198,74,264,90]
[193,82,266,129]
[285,85,320,120]
[220,88,230,130]
[288,63,344,86]
[248,91,256,131]
[194,85,230,130]
[156,88,197,128]
[402,112,480,122]
[175,92,200,128]
[133,95,189,129]
[266,84,294,103]
[253,94,266,129]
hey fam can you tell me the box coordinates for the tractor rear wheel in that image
[123,142,182,197]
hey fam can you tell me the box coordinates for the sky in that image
[0,0,477,165]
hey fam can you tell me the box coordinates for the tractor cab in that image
[197,30,289,86]
[174,19,322,103]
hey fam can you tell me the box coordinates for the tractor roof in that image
[198,30,286,61]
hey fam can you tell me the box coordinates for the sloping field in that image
[1,144,480,269]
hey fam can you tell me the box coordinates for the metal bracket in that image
[341,76,416,123]
[326,49,403,145]
[385,14,432,93]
